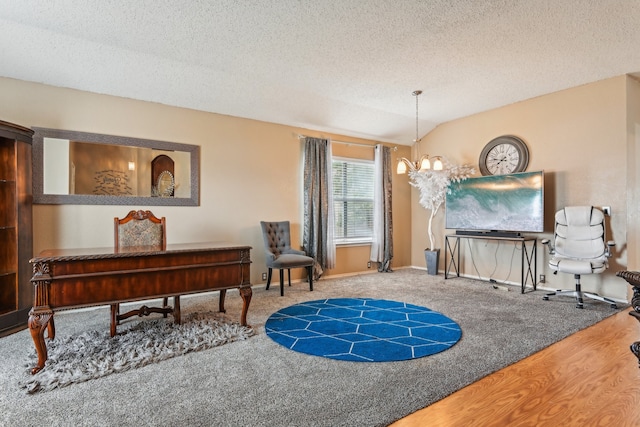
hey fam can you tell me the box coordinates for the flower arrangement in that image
[408,159,475,250]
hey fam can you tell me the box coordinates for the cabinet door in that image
[0,121,33,335]
[0,139,17,316]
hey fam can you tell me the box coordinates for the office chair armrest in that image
[606,240,615,257]
[541,238,555,254]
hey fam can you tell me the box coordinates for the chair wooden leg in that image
[173,296,181,324]
[307,266,314,291]
[219,289,227,313]
[109,296,178,337]
[266,268,273,290]
[279,269,285,296]
[110,304,118,337]
[113,303,120,324]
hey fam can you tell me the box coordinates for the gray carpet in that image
[0,269,622,426]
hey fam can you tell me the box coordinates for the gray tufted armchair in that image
[260,221,315,296]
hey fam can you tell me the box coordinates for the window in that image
[332,157,374,244]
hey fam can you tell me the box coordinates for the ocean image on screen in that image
[445,171,544,233]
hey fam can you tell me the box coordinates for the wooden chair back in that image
[114,209,166,250]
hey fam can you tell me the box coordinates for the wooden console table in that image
[28,242,252,374]
[616,270,640,366]
[444,234,537,293]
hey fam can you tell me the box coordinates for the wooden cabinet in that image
[0,120,33,335]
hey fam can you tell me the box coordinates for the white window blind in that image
[332,158,374,243]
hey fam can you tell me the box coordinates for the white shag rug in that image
[20,311,255,394]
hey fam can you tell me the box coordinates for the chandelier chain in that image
[396,89,442,174]
[416,92,419,143]
[413,90,422,143]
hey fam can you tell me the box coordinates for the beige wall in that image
[410,76,634,301]
[626,76,640,273]
[3,74,636,301]
[0,77,412,285]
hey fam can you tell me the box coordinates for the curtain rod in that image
[297,134,376,149]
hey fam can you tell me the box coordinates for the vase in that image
[424,249,440,276]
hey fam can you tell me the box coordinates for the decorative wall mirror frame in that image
[33,127,200,206]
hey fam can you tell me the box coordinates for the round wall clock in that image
[478,135,529,176]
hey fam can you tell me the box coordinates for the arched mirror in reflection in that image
[151,154,175,197]
[33,127,200,206]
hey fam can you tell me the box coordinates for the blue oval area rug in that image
[265,298,462,362]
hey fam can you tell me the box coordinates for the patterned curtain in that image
[370,144,393,272]
[302,137,336,280]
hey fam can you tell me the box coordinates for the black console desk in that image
[444,233,537,293]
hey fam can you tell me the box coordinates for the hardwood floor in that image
[391,308,640,427]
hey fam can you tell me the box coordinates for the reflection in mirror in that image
[33,127,200,206]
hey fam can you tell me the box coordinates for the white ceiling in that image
[1,0,640,145]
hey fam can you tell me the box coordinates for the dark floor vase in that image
[425,249,440,275]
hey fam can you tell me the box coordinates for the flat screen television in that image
[445,171,544,236]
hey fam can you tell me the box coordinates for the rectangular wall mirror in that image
[33,127,200,206]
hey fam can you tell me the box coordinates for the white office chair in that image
[542,206,617,309]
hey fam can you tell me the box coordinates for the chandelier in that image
[396,90,442,174]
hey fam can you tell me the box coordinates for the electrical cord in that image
[504,242,519,284]
[465,238,483,280]
[463,238,519,290]
[494,242,518,285]
[488,241,500,281]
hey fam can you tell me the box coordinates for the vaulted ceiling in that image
[1,1,640,144]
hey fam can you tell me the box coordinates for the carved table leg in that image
[29,261,54,374]
[28,308,53,374]
[239,286,252,327]
[219,289,227,313]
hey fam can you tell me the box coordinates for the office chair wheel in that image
[610,303,617,309]
[542,296,549,301]
[576,303,584,309]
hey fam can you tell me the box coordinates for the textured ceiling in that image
[1,0,640,144]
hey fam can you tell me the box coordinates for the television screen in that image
[445,171,544,234]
